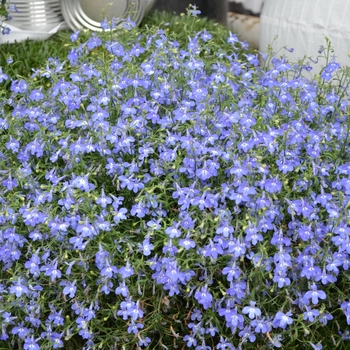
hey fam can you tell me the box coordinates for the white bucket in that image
[8,0,63,29]
[0,0,66,43]
[259,0,350,73]
[0,22,67,44]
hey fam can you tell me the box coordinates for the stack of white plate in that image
[60,0,156,31]
[8,0,64,30]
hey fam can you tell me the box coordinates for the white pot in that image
[259,0,350,73]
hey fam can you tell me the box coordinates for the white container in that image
[0,0,66,43]
[0,22,67,43]
[7,0,63,28]
[60,0,155,31]
[259,0,350,73]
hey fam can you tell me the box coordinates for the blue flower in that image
[205,323,218,336]
[227,31,238,44]
[72,174,94,192]
[165,223,182,238]
[310,342,323,350]
[318,311,333,326]
[199,29,212,42]
[238,326,256,343]
[138,239,154,256]
[190,309,202,321]
[9,278,29,298]
[179,234,196,250]
[138,336,151,347]
[216,336,234,349]
[183,334,197,347]
[119,261,134,279]
[60,280,77,298]
[115,280,129,297]
[5,136,19,153]
[2,174,18,190]
[23,336,40,350]
[242,301,262,319]
[264,177,282,194]
[273,271,291,288]
[86,34,102,50]
[100,259,118,279]
[219,306,244,329]
[127,320,144,335]
[203,239,223,260]
[113,207,128,224]
[250,318,270,334]
[130,202,148,218]
[70,30,80,42]
[304,284,327,305]
[222,261,241,281]
[303,306,320,322]
[48,307,64,326]
[194,285,213,310]
[24,254,41,277]
[76,218,97,239]
[273,311,293,329]
[43,261,62,282]
[6,55,13,64]
[11,323,29,339]
[1,27,10,35]
[82,303,97,321]
[188,5,201,16]
[10,79,27,94]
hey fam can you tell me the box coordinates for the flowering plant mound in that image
[1,10,350,350]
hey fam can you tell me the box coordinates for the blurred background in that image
[153,0,262,48]
[153,0,229,25]
[152,0,263,25]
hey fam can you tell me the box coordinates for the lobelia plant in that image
[0,6,350,349]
